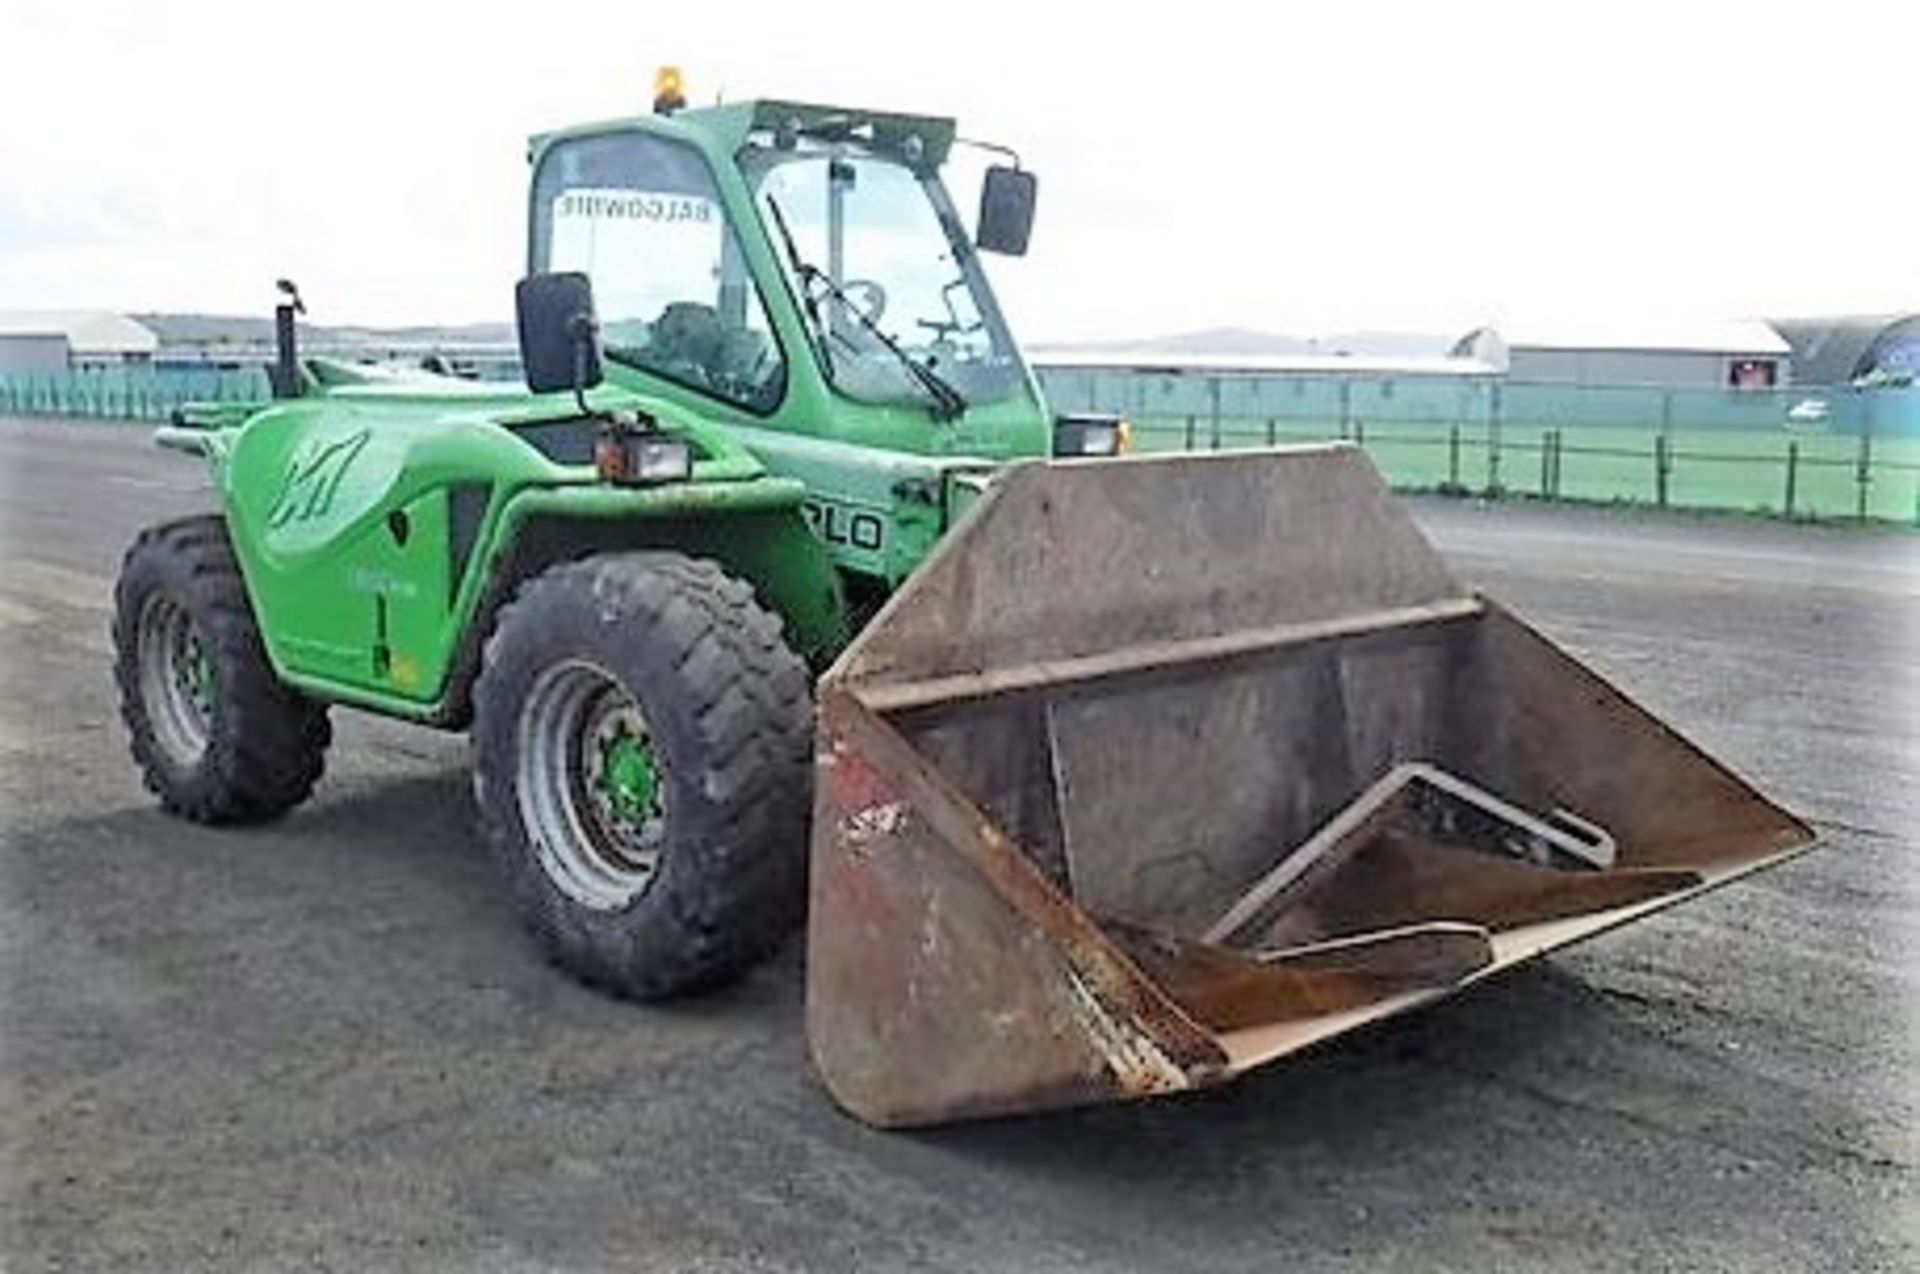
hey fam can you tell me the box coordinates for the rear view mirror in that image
[977,165,1037,256]
[516,271,603,395]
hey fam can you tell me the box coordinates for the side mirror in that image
[516,271,603,395]
[977,165,1037,256]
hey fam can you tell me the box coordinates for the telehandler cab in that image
[115,82,1814,1126]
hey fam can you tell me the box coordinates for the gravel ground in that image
[1,415,1913,1272]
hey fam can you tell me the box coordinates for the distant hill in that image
[139,312,1460,361]
[1030,327,1313,357]
[1030,326,1458,359]
[137,312,514,349]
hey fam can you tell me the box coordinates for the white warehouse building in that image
[0,310,160,373]
[1453,319,1792,389]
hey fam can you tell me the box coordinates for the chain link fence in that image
[5,361,1916,524]
[1036,367,1920,525]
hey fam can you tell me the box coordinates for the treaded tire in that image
[471,551,813,1001]
[113,515,331,823]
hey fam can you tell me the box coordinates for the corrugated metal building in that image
[0,310,160,371]
[1453,319,1792,388]
[1768,314,1920,386]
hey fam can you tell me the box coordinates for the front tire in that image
[112,516,331,823]
[471,552,813,1000]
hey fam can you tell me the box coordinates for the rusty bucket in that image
[806,445,1814,1127]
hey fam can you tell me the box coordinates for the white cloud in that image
[1,0,1911,339]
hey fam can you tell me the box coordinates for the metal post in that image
[1338,379,1352,441]
[1551,430,1564,498]
[1659,392,1676,507]
[1784,441,1799,518]
[1184,414,1196,451]
[1539,431,1552,496]
[1487,383,1504,494]
[1654,434,1670,508]
[1266,416,1277,446]
[1855,426,1873,523]
[1447,424,1461,491]
[827,160,848,342]
[1208,375,1222,451]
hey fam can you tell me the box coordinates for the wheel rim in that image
[516,661,668,911]
[137,593,214,766]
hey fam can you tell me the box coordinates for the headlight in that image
[595,429,693,484]
[1052,414,1131,458]
[633,435,694,482]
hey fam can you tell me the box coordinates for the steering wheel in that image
[837,279,888,327]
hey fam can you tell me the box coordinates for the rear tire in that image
[113,515,331,823]
[471,552,813,1000]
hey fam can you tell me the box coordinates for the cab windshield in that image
[529,131,787,414]
[742,144,1027,411]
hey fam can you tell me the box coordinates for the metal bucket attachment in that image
[807,446,1815,1127]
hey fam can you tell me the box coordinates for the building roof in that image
[1768,314,1920,385]
[0,310,160,357]
[1462,318,1789,357]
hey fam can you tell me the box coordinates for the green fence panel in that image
[0,365,271,421]
[6,360,1915,524]
[1035,366,1920,525]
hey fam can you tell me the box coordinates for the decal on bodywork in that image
[267,428,371,528]
[802,497,886,552]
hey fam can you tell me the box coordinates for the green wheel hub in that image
[178,637,216,717]
[596,727,659,823]
[137,593,215,765]
[517,661,670,911]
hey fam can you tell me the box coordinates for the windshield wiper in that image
[763,194,967,422]
[763,195,834,373]
[821,273,967,421]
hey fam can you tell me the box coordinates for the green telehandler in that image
[115,84,1815,1126]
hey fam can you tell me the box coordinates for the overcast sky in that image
[2,0,1911,342]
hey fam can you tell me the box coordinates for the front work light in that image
[595,425,693,485]
[1052,414,1132,458]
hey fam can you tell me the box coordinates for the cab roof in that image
[533,99,958,167]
